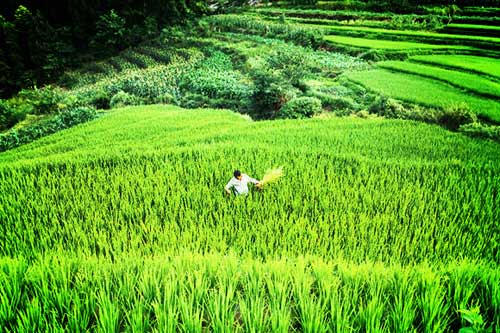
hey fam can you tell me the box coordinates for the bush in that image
[250,67,298,120]
[437,104,477,131]
[0,99,27,131]
[278,96,322,119]
[369,96,407,119]
[17,86,71,115]
[153,93,176,105]
[0,106,97,152]
[179,51,252,103]
[459,123,500,142]
[85,88,111,109]
[90,9,126,55]
[179,93,211,109]
[110,91,143,109]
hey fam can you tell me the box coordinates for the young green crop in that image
[324,35,475,50]
[346,69,500,122]
[410,55,500,81]
[1,105,499,331]
[1,105,499,263]
[0,254,498,332]
[377,61,500,99]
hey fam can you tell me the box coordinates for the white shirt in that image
[225,174,259,195]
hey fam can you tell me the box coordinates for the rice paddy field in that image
[1,106,500,331]
[2,1,500,332]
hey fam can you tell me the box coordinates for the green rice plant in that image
[237,270,269,333]
[346,69,500,122]
[311,23,500,44]
[204,14,324,48]
[293,267,329,333]
[410,55,500,81]
[417,269,450,333]
[387,270,418,332]
[1,255,500,331]
[377,61,500,99]
[324,35,475,50]
[265,264,292,333]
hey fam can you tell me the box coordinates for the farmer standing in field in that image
[225,170,262,196]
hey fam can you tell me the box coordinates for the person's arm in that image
[246,174,262,188]
[224,179,234,195]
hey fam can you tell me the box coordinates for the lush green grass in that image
[324,35,475,50]
[377,61,500,99]
[346,69,500,122]
[410,55,500,80]
[1,105,499,330]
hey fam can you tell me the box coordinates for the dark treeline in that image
[0,0,210,98]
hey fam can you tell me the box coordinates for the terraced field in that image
[346,69,500,122]
[377,61,500,99]
[410,54,500,80]
[324,35,477,50]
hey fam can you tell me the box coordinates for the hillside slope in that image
[1,105,499,331]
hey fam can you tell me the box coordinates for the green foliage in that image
[346,69,500,123]
[205,15,324,48]
[458,307,492,333]
[378,61,500,99]
[179,51,252,103]
[278,96,322,119]
[410,55,500,81]
[437,104,477,131]
[110,91,143,109]
[0,106,499,330]
[1,105,499,263]
[459,123,500,142]
[0,106,96,152]
[0,99,26,131]
[17,86,72,115]
[90,10,126,55]
[250,67,298,119]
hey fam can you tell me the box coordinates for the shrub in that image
[369,96,438,123]
[153,93,176,105]
[84,88,111,109]
[17,86,71,115]
[110,91,143,109]
[179,51,252,103]
[278,96,322,119]
[0,99,27,131]
[179,93,211,109]
[437,104,477,131]
[250,67,298,120]
[90,9,126,54]
[369,96,407,119]
[0,106,97,152]
[459,123,500,142]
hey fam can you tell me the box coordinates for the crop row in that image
[409,55,500,81]
[0,254,498,332]
[377,61,500,99]
[324,35,474,50]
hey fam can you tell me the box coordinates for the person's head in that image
[234,170,242,180]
